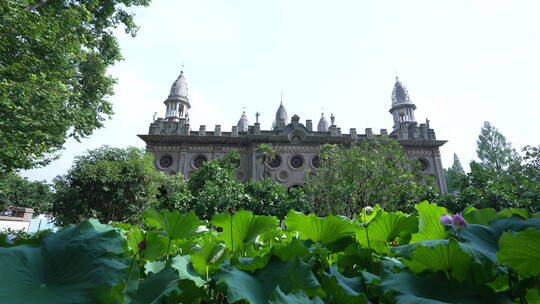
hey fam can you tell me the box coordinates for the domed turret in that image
[164,70,191,121]
[391,77,411,106]
[317,113,329,132]
[389,77,417,130]
[237,111,249,132]
[169,71,188,99]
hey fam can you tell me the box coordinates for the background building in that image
[139,72,447,192]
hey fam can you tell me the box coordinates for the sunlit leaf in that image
[212,209,277,253]
[285,211,354,245]
[497,228,540,278]
[144,209,201,240]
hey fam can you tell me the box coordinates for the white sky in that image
[22,0,540,182]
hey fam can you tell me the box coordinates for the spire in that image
[237,111,249,132]
[275,93,288,123]
[317,113,329,132]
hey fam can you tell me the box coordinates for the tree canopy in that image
[444,153,465,194]
[50,146,163,226]
[0,172,52,214]
[304,137,436,217]
[476,121,517,170]
[0,0,151,173]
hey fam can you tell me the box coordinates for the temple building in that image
[138,71,447,192]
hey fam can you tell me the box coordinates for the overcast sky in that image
[22,0,540,182]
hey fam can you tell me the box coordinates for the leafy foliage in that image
[0,0,151,172]
[50,146,163,226]
[3,203,539,303]
[305,137,437,217]
[0,172,52,214]
[477,121,518,170]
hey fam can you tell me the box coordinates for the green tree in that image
[476,121,517,170]
[243,180,309,220]
[153,174,194,212]
[304,137,434,217]
[256,143,275,180]
[0,172,52,215]
[0,0,151,173]
[444,153,466,193]
[186,150,248,220]
[50,146,163,226]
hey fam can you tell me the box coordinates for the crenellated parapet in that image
[139,72,447,192]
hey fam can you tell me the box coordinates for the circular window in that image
[159,155,173,168]
[290,155,304,169]
[277,170,289,182]
[268,154,282,168]
[311,156,320,168]
[193,155,208,168]
[417,158,429,171]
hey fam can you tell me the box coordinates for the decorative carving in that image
[159,155,173,168]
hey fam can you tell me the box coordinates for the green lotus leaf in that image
[232,255,272,272]
[212,209,278,253]
[142,231,169,261]
[0,221,128,304]
[285,211,355,245]
[410,201,449,243]
[191,235,226,275]
[497,228,540,278]
[320,265,369,304]
[170,255,206,287]
[460,217,540,263]
[356,209,418,252]
[495,208,531,220]
[380,269,512,304]
[215,256,322,304]
[144,209,201,240]
[271,239,311,262]
[115,223,144,253]
[336,243,378,275]
[268,286,324,304]
[396,239,484,282]
[167,279,209,304]
[145,259,167,275]
[130,267,180,304]
[462,207,496,225]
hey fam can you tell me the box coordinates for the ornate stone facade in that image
[138,73,447,192]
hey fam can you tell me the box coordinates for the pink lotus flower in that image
[452,212,468,230]
[440,214,453,225]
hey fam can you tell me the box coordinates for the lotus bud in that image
[137,239,147,251]
[452,212,468,230]
[440,214,453,225]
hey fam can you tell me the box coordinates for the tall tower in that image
[389,77,416,130]
[164,70,190,121]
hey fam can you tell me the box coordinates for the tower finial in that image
[280,91,283,105]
